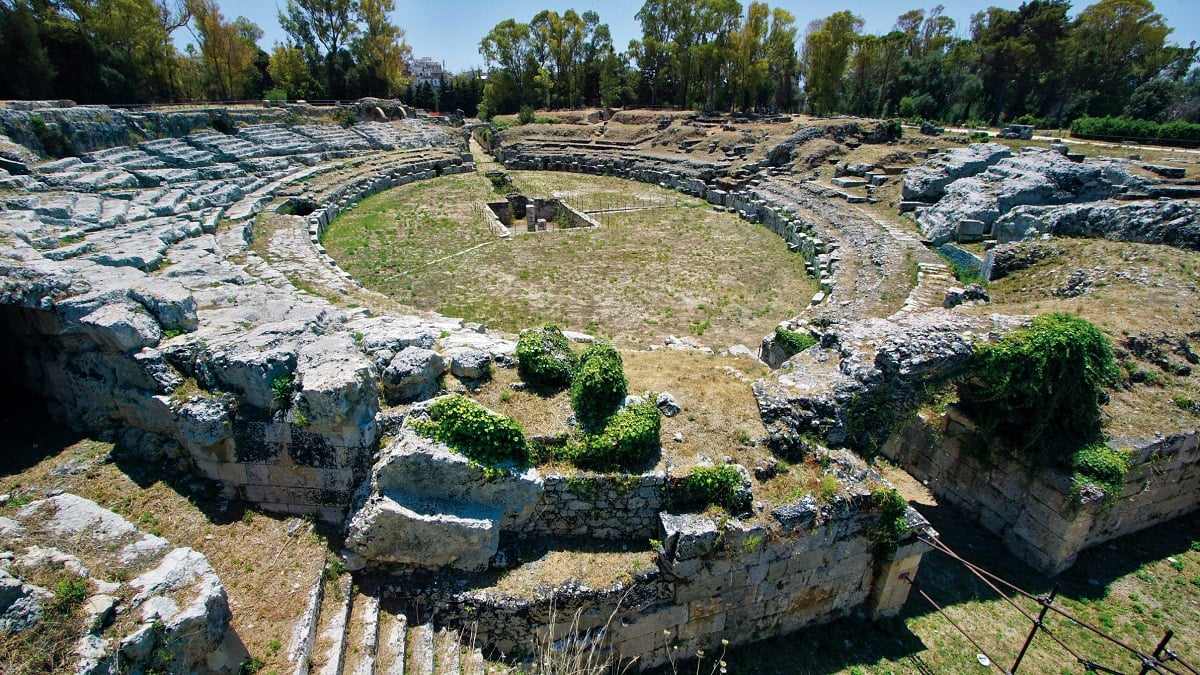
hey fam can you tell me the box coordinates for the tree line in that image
[0,0,1196,129]
[0,0,483,110]
[479,0,1199,127]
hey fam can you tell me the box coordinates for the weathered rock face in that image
[901,142,1012,202]
[753,310,1021,454]
[344,427,544,571]
[381,346,446,404]
[0,107,491,520]
[993,199,1200,250]
[0,494,238,673]
[914,149,1148,244]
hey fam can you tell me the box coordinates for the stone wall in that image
[401,497,927,668]
[524,472,666,540]
[883,406,1200,574]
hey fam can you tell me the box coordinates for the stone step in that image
[407,623,435,675]
[434,628,461,675]
[345,592,381,675]
[377,612,408,675]
[313,574,354,675]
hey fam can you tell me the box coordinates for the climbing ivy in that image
[412,394,529,467]
[966,313,1118,466]
[569,342,627,431]
[866,486,911,557]
[671,465,751,513]
[563,398,661,471]
[1071,442,1130,506]
[516,324,577,389]
[775,326,817,358]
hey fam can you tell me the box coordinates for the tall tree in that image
[802,11,863,115]
[1066,0,1181,118]
[764,7,799,111]
[479,18,535,115]
[269,43,319,99]
[186,0,263,100]
[279,0,359,98]
[354,0,410,97]
[0,1,55,100]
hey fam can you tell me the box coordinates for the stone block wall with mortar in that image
[397,497,928,668]
[523,472,666,540]
[883,406,1200,574]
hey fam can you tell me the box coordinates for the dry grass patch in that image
[325,171,815,350]
[0,406,330,674]
[487,546,657,598]
[961,238,1200,438]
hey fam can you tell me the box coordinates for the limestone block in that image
[176,396,234,448]
[129,278,199,332]
[371,429,543,528]
[381,346,445,404]
[297,334,379,438]
[80,302,162,353]
[344,492,501,571]
[446,347,492,379]
[661,513,720,561]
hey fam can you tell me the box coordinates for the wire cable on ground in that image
[914,530,1189,674]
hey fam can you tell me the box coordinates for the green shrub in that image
[565,398,660,471]
[50,578,88,614]
[966,313,1118,464]
[1071,115,1200,147]
[412,394,529,466]
[866,486,911,556]
[270,375,295,410]
[334,108,358,128]
[1072,442,1129,505]
[775,327,817,358]
[672,465,750,513]
[264,88,287,102]
[516,324,577,389]
[518,105,535,125]
[570,342,628,431]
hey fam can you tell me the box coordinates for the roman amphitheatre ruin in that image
[0,100,1198,674]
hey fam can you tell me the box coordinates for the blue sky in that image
[206,0,1200,74]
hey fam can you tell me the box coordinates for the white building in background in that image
[410,57,447,88]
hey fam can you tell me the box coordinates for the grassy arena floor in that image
[321,171,817,349]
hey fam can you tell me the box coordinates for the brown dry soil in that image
[0,392,331,675]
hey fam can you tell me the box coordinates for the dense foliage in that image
[966,313,1118,465]
[1,0,1194,124]
[1071,442,1130,504]
[867,486,912,556]
[671,465,751,513]
[774,326,818,358]
[564,398,661,471]
[1071,116,1200,147]
[569,342,628,431]
[516,324,578,389]
[413,394,529,466]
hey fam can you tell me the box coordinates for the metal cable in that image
[909,581,1008,674]
[916,533,1182,675]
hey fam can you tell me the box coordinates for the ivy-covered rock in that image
[564,398,661,471]
[569,342,627,431]
[412,394,528,467]
[964,313,1118,464]
[516,324,577,389]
